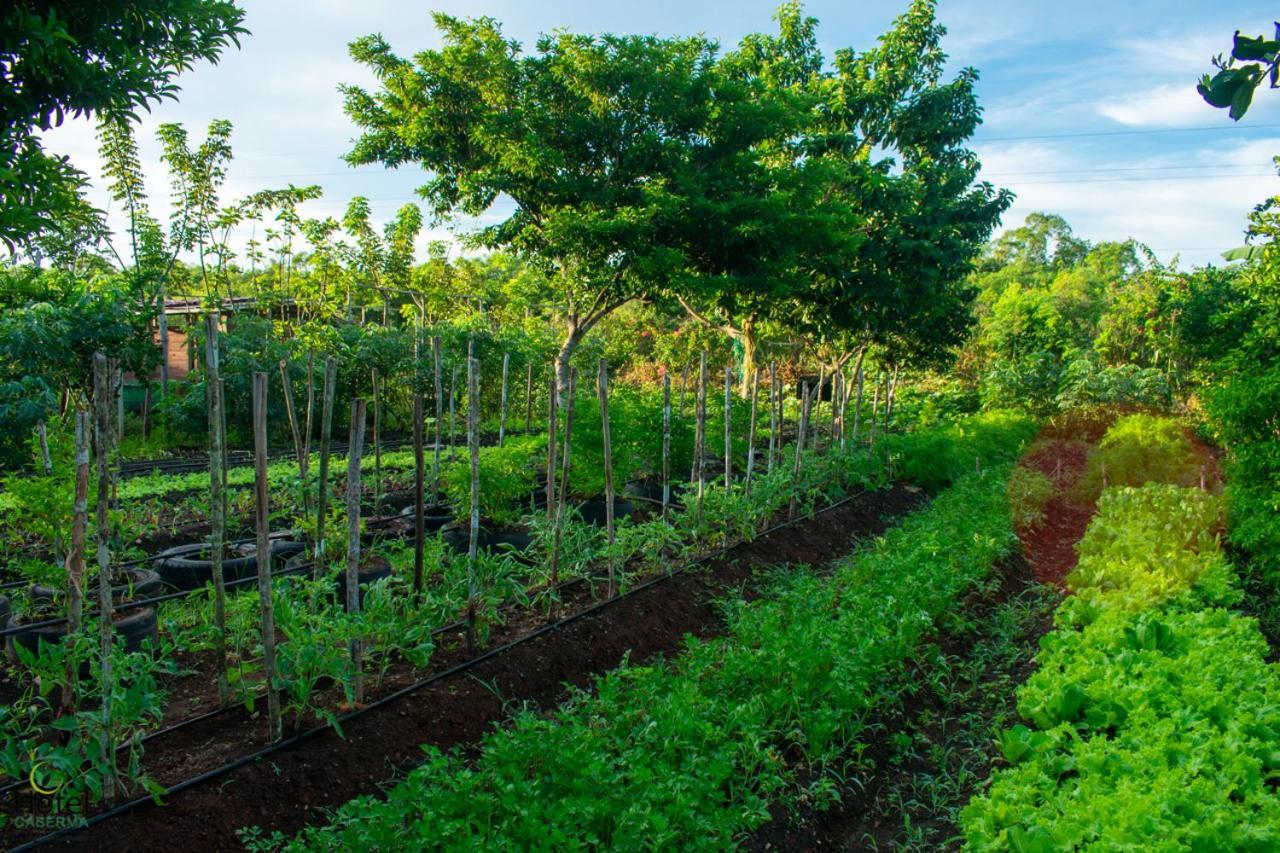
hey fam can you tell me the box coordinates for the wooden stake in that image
[789,383,812,519]
[524,361,534,435]
[448,364,458,461]
[852,352,866,445]
[549,368,576,599]
[92,353,115,803]
[345,397,368,704]
[466,342,480,651]
[62,411,89,716]
[413,392,426,595]
[432,337,443,496]
[303,353,315,481]
[498,352,510,448]
[279,359,308,516]
[767,362,778,474]
[545,373,557,523]
[371,368,382,520]
[315,358,337,577]
[745,368,759,495]
[205,314,229,706]
[679,360,690,416]
[252,372,282,742]
[662,372,671,521]
[693,351,707,523]
[723,365,733,489]
[598,359,617,597]
[813,365,825,451]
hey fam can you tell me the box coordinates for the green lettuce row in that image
[963,482,1280,851]
[245,464,1021,851]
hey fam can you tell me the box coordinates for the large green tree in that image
[0,1,247,249]
[342,14,786,397]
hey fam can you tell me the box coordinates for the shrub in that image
[1006,465,1054,529]
[1075,413,1200,500]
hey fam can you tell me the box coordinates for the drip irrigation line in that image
[10,484,874,852]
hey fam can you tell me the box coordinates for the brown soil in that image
[1017,438,1096,588]
[9,486,924,852]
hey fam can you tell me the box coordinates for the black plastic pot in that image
[8,604,159,662]
[28,567,163,607]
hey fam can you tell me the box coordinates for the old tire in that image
[9,604,159,662]
[29,568,163,606]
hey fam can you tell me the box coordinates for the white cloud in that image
[1095,84,1215,127]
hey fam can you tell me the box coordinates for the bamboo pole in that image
[314,358,337,578]
[371,368,383,520]
[252,373,282,742]
[524,362,534,435]
[767,361,778,474]
[465,342,480,651]
[92,353,115,803]
[549,368,576,600]
[498,352,510,447]
[345,397,368,704]
[662,372,671,521]
[598,359,617,597]
[745,368,759,495]
[205,314,229,706]
[789,383,812,520]
[62,410,89,716]
[545,373,557,523]
[412,391,426,595]
[279,359,308,516]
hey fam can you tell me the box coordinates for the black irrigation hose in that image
[116,438,413,478]
[10,487,871,852]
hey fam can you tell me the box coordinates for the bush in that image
[1006,465,1054,529]
[886,409,1037,491]
[1075,413,1201,500]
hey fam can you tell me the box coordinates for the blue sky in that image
[44,0,1280,269]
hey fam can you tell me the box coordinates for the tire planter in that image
[440,524,534,555]
[28,567,163,607]
[398,504,454,533]
[8,604,159,663]
[154,537,297,591]
[335,555,395,611]
[575,497,635,526]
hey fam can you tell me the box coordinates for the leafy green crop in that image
[964,479,1280,851]
[243,464,1020,851]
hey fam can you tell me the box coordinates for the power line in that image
[1005,171,1275,186]
[982,161,1274,177]
[975,123,1280,142]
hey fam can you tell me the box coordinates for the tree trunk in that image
[553,324,586,406]
[206,314,229,707]
[63,411,89,717]
[345,398,367,704]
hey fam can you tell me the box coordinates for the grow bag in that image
[8,604,159,661]
[28,568,163,606]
